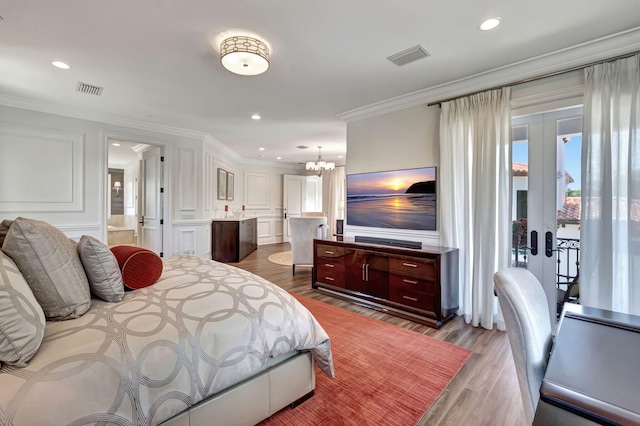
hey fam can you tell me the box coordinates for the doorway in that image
[107,139,165,256]
[511,106,582,324]
[282,174,322,243]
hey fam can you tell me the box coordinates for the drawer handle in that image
[324,250,335,255]
[402,296,418,302]
[402,262,418,268]
[403,279,418,285]
[324,263,335,268]
[324,277,334,281]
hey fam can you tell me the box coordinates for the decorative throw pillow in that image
[2,217,91,320]
[0,250,46,367]
[77,235,125,302]
[110,245,163,290]
[0,219,13,246]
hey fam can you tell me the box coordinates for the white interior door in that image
[512,106,582,325]
[305,175,322,212]
[137,146,164,255]
[283,175,305,243]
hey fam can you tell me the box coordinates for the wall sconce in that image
[113,181,122,194]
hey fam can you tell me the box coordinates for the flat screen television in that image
[346,166,436,231]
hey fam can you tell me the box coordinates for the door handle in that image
[138,216,145,226]
[545,231,554,257]
[530,230,538,256]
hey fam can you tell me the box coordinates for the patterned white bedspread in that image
[0,255,334,426]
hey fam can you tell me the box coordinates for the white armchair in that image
[289,217,328,274]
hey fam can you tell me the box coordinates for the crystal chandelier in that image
[306,146,335,176]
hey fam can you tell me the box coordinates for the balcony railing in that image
[511,234,580,284]
[556,237,580,283]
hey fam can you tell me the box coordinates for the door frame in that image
[103,132,171,257]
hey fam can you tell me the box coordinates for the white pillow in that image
[77,235,124,302]
[0,250,46,367]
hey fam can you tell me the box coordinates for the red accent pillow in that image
[110,246,163,290]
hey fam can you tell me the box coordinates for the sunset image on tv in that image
[346,167,436,231]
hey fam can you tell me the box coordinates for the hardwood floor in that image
[234,242,527,426]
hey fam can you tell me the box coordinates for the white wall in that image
[344,103,441,247]
[0,105,305,258]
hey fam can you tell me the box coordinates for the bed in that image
[0,222,334,426]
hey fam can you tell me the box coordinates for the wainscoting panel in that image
[177,228,197,255]
[178,147,196,212]
[204,151,215,213]
[0,123,84,212]
[172,220,211,258]
[245,172,269,209]
[58,224,102,242]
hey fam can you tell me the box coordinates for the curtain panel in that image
[440,87,511,330]
[324,166,346,237]
[581,54,640,314]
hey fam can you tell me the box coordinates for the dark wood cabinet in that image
[211,217,257,262]
[313,239,459,329]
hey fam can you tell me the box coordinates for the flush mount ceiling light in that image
[220,36,270,76]
[306,146,335,177]
[479,17,501,31]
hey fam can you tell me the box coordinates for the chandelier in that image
[220,36,270,76]
[306,146,335,176]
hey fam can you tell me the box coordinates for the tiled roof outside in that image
[557,197,581,223]
[512,162,574,183]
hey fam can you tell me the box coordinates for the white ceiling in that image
[1,1,639,165]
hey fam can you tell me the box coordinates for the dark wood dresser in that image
[313,239,459,328]
[211,217,257,262]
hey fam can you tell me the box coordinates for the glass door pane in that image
[511,107,582,324]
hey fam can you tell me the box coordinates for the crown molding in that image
[338,27,640,122]
[0,93,308,170]
[0,93,209,140]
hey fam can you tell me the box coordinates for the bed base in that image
[160,351,315,426]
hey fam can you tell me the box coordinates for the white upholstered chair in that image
[289,217,328,274]
[493,268,553,424]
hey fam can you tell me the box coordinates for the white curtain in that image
[581,54,640,315]
[323,166,346,236]
[440,87,511,330]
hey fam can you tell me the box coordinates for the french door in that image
[511,106,582,324]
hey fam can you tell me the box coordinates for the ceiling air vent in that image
[297,145,309,149]
[76,81,103,96]
[387,45,430,66]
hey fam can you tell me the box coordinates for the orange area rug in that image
[260,294,472,426]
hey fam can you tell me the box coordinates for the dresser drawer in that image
[389,286,435,312]
[389,273,435,294]
[317,267,345,288]
[389,257,436,279]
[317,258,345,273]
[316,245,345,259]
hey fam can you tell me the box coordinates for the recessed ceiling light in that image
[479,17,501,31]
[259,147,265,151]
[338,155,343,159]
[52,61,71,70]
[276,156,282,160]
[112,143,120,147]
[251,114,261,120]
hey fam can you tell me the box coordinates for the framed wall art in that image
[217,168,227,200]
[226,172,234,201]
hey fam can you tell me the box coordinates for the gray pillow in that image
[0,250,46,367]
[77,235,124,302]
[0,219,13,246]
[2,217,91,320]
